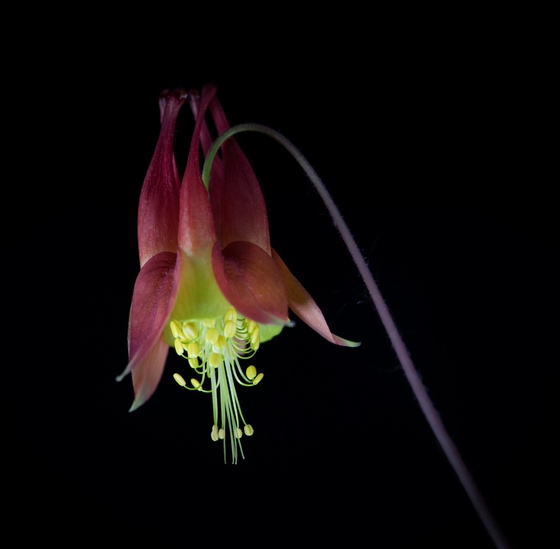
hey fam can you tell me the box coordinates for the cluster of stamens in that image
[170,308,263,463]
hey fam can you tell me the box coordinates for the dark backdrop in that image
[7,12,556,549]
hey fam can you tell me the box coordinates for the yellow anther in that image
[247,319,257,334]
[191,378,201,390]
[174,338,184,356]
[186,341,200,358]
[170,320,181,339]
[171,308,266,463]
[225,308,237,323]
[182,322,198,340]
[205,327,219,344]
[215,335,227,350]
[253,373,264,385]
[224,321,237,339]
[250,331,260,351]
[173,373,187,387]
[208,352,222,368]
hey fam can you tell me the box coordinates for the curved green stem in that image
[202,123,510,549]
[202,123,259,190]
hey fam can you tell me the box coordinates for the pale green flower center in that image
[170,308,264,464]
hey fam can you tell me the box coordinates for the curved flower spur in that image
[116,84,358,465]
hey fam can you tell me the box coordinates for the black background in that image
[7,10,557,549]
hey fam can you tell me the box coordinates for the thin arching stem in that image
[203,123,510,549]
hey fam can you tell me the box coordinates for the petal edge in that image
[116,251,181,409]
[213,241,290,325]
[272,248,360,347]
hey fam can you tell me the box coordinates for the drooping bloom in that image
[117,84,359,463]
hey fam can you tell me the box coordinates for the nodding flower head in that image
[117,84,359,463]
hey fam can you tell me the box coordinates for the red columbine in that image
[117,83,359,463]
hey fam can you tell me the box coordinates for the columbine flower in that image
[117,84,359,463]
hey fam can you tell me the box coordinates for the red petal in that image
[137,90,187,267]
[188,92,222,168]
[116,251,181,409]
[207,95,271,253]
[178,85,218,255]
[272,249,360,347]
[129,338,170,412]
[212,241,289,325]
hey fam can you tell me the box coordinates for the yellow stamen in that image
[182,322,198,340]
[225,308,237,323]
[174,338,184,355]
[224,321,237,339]
[253,372,264,385]
[247,319,257,334]
[170,320,182,339]
[208,352,222,368]
[191,378,201,390]
[250,330,260,351]
[173,373,187,387]
[205,327,219,344]
[169,307,270,463]
[215,335,227,350]
[187,341,200,358]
